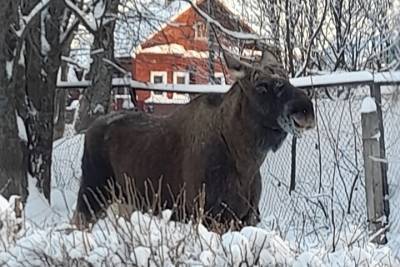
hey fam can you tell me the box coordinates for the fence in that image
[53,71,400,251]
[259,81,400,251]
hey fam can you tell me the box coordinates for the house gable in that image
[138,0,255,53]
[131,0,257,114]
[141,7,208,52]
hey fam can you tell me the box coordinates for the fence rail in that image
[56,71,400,92]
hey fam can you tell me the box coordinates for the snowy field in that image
[0,91,400,266]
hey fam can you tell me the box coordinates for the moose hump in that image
[73,52,315,229]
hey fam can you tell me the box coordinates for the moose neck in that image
[219,82,288,177]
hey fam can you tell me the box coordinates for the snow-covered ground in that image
[0,190,397,266]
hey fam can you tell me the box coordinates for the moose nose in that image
[292,113,316,130]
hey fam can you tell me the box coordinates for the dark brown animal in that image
[73,52,315,227]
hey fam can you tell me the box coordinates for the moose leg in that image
[72,149,115,227]
[241,172,262,226]
[73,181,113,227]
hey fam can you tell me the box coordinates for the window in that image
[150,71,167,95]
[214,72,225,85]
[194,21,207,40]
[153,76,164,84]
[176,76,186,84]
[173,71,189,85]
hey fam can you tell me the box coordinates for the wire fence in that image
[259,84,400,250]
[52,82,400,253]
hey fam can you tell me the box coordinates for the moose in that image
[73,51,315,228]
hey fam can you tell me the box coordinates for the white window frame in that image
[173,71,190,99]
[214,72,226,85]
[150,71,167,97]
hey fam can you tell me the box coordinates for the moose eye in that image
[256,86,268,94]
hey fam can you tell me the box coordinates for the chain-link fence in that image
[52,83,400,253]
[382,88,400,253]
[260,84,400,250]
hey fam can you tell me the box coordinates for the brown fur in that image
[73,54,315,228]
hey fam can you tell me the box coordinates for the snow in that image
[24,175,56,227]
[292,71,373,87]
[65,0,97,32]
[0,195,398,266]
[93,0,106,19]
[6,60,13,79]
[290,71,400,88]
[62,56,90,73]
[17,0,51,37]
[137,43,209,58]
[374,72,400,83]
[93,104,105,114]
[18,43,25,66]
[145,92,191,104]
[66,99,79,111]
[16,114,27,142]
[40,8,51,57]
[0,195,23,249]
[372,132,381,140]
[360,97,377,113]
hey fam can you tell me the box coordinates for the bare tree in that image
[74,0,121,132]
[54,8,78,140]
[233,0,394,73]
[0,0,27,201]
[6,0,75,202]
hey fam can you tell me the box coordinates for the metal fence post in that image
[361,95,387,244]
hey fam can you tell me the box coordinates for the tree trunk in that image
[75,0,120,132]
[53,52,71,140]
[53,89,66,140]
[54,8,76,140]
[16,0,66,202]
[0,0,27,201]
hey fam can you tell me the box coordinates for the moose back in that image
[73,53,315,227]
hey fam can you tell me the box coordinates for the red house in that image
[125,0,259,114]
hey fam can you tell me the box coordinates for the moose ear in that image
[259,48,288,79]
[223,52,252,80]
[260,49,279,67]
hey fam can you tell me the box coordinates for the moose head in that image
[224,51,315,138]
